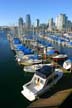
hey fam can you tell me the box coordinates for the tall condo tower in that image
[35,19,40,28]
[34,19,40,34]
[48,18,55,31]
[25,14,31,29]
[18,17,24,38]
[55,14,68,31]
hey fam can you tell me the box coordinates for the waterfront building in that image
[25,14,31,29]
[18,17,24,38]
[48,18,55,31]
[34,19,40,28]
[55,14,68,31]
[34,19,40,34]
[39,23,47,34]
[67,20,72,31]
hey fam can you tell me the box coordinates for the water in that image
[0,31,32,108]
[0,31,72,108]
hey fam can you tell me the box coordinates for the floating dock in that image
[28,89,72,108]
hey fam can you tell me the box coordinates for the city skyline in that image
[0,0,72,26]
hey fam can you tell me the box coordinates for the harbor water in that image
[0,31,72,108]
[0,31,32,108]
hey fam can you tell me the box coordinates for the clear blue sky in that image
[0,0,72,26]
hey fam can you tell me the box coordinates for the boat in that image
[52,54,68,62]
[15,50,26,62]
[15,50,24,57]
[47,46,55,52]
[19,58,42,66]
[63,58,72,70]
[21,66,63,101]
[18,54,42,66]
[23,63,53,73]
[46,49,59,56]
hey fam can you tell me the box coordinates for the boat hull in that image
[63,60,72,70]
[52,54,68,62]
[53,57,67,61]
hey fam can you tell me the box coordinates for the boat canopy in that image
[13,38,21,44]
[47,49,56,55]
[36,65,55,78]
[37,39,52,47]
[15,44,26,50]
[23,48,34,55]
[68,57,72,62]
[15,44,34,54]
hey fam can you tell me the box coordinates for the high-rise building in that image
[18,17,23,26]
[39,23,47,34]
[34,19,40,34]
[25,14,31,29]
[34,19,40,28]
[55,14,68,31]
[48,18,55,31]
[18,17,24,38]
[67,20,72,31]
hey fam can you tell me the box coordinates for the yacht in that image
[52,54,68,62]
[63,58,72,70]
[18,54,42,66]
[23,63,53,73]
[21,66,63,101]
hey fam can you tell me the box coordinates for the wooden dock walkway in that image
[28,89,72,108]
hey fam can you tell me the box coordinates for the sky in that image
[0,0,72,26]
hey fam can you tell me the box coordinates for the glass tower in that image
[18,17,24,38]
[25,14,31,29]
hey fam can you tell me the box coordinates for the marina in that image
[1,0,72,108]
[0,30,72,108]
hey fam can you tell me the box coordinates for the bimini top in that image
[36,65,55,79]
[13,38,21,44]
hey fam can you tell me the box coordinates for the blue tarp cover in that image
[47,49,56,55]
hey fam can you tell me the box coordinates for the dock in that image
[28,89,72,108]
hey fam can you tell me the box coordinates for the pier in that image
[28,89,72,108]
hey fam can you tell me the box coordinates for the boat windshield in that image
[34,77,44,85]
[36,66,55,78]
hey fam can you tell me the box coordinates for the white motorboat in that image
[15,50,24,57]
[16,54,35,62]
[21,66,63,101]
[15,51,28,62]
[23,63,53,73]
[18,54,42,66]
[20,59,42,66]
[52,54,68,61]
[63,58,72,70]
